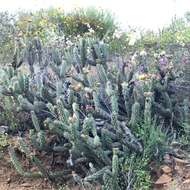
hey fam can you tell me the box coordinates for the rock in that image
[161,165,172,174]
[174,165,181,171]
[182,179,190,184]
[155,174,172,186]
[184,171,190,179]
[174,157,189,165]
[171,141,183,148]
[163,154,172,164]
[6,177,11,184]
[20,182,31,187]
[174,165,184,176]
[0,126,9,134]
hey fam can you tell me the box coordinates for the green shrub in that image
[0,12,15,64]
[0,133,8,149]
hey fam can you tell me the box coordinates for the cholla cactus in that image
[3,36,188,190]
[129,101,140,127]
[144,92,153,125]
[183,98,190,136]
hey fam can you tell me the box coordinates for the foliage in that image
[15,7,117,42]
[0,12,15,63]
[62,7,117,39]
[0,35,187,189]
[0,96,18,129]
[124,155,151,190]
[15,8,62,41]
[0,8,190,190]
[137,13,190,49]
[0,133,8,149]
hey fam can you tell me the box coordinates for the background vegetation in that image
[0,7,190,190]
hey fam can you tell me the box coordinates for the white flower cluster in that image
[140,50,147,56]
[128,31,141,46]
[113,29,123,39]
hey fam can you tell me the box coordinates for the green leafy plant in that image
[0,133,8,149]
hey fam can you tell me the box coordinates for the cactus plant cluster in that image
[0,37,189,189]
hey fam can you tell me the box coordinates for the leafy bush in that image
[63,7,117,39]
[0,12,15,63]
[15,7,117,42]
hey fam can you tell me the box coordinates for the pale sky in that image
[0,0,190,30]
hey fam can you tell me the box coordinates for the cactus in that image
[2,37,188,190]
[144,92,153,125]
[129,101,141,128]
[30,111,46,149]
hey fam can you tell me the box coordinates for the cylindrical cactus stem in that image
[56,81,63,97]
[144,92,153,125]
[18,137,30,155]
[106,81,118,128]
[112,148,119,177]
[18,73,29,94]
[121,82,132,118]
[92,91,101,110]
[183,98,190,135]
[12,80,22,94]
[68,87,75,106]
[31,111,40,132]
[6,66,16,79]
[112,148,120,190]
[37,130,46,149]
[56,99,69,124]
[93,135,102,147]
[96,64,108,84]
[72,102,80,129]
[92,107,111,120]
[129,101,141,127]
[80,38,87,67]
[18,95,35,111]
[102,172,113,190]
[184,99,190,122]
[70,120,80,145]
[84,166,111,183]
[87,74,95,88]
[111,112,118,129]
[82,114,96,135]
[47,103,56,116]
[29,129,40,149]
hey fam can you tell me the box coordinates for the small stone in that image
[155,174,172,185]
[6,177,11,183]
[0,126,9,134]
[161,165,172,174]
[184,172,190,179]
[174,165,180,171]
[182,179,190,184]
[20,182,31,187]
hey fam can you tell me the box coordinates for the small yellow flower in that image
[138,74,148,80]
